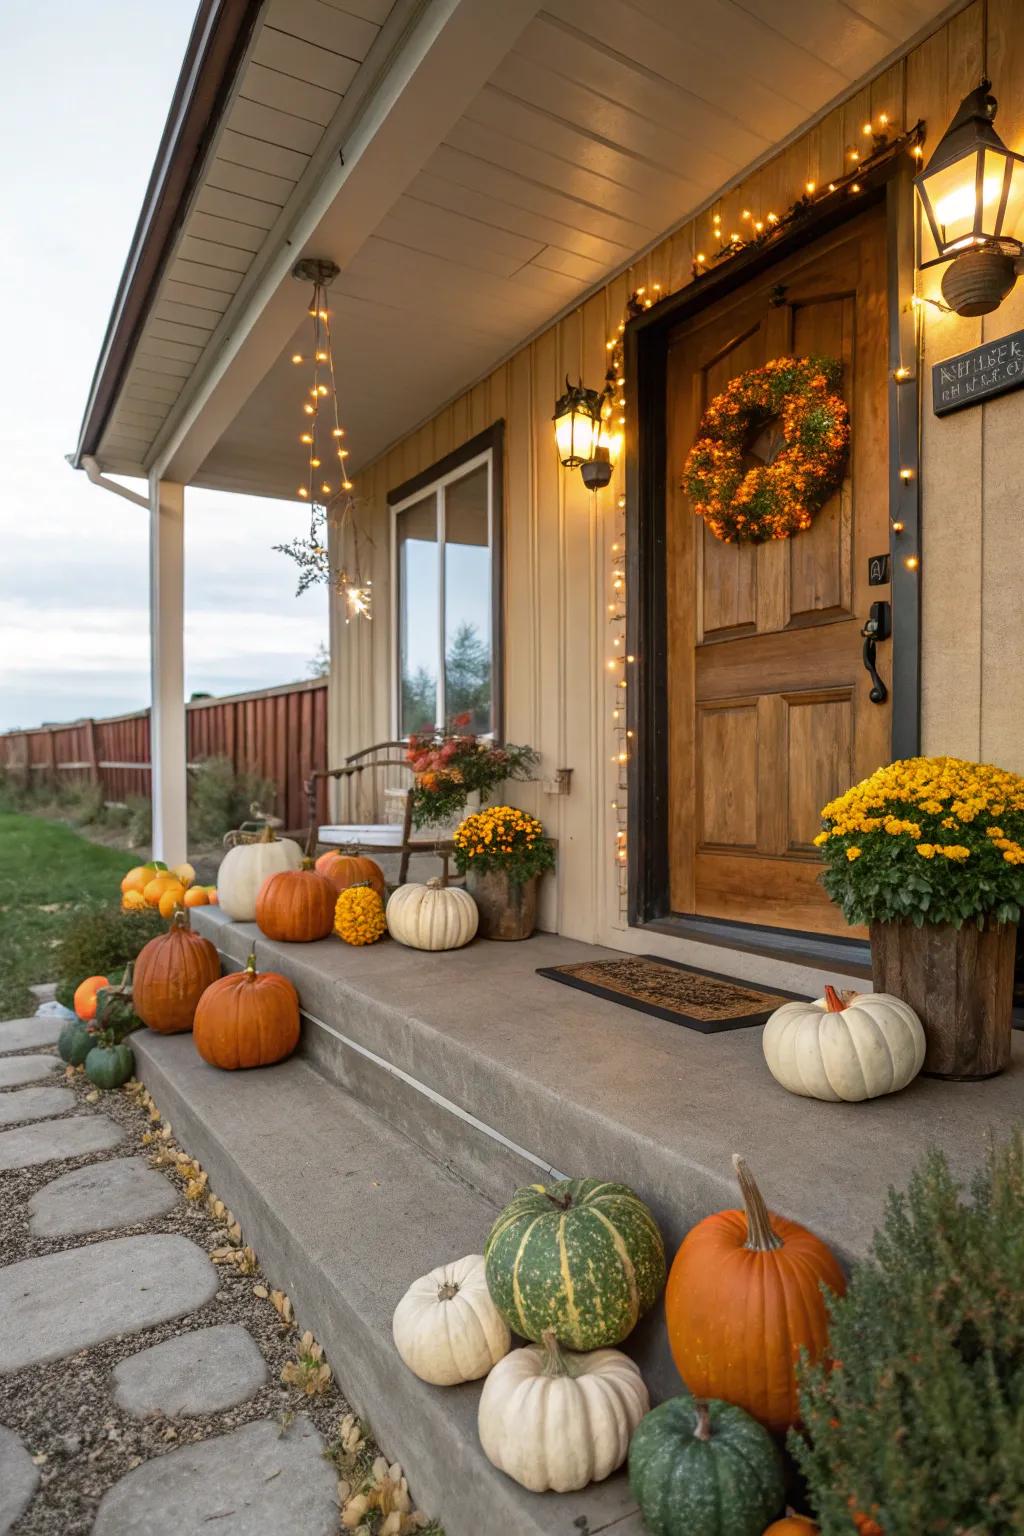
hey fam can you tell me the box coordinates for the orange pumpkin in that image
[255,859,335,942]
[157,883,187,919]
[183,885,210,908]
[316,851,385,897]
[665,1155,845,1434]
[132,908,221,1034]
[73,975,109,1022]
[764,1520,820,1535]
[193,949,300,1070]
[143,873,180,909]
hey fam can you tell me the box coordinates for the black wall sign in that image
[868,552,891,586]
[932,329,1024,416]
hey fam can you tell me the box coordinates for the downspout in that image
[72,454,150,511]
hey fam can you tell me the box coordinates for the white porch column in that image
[149,476,188,865]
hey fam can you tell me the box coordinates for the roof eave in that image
[71,0,263,471]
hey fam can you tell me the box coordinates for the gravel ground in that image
[0,1033,442,1535]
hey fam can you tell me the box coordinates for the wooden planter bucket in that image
[870,918,1016,1079]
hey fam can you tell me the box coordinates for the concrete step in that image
[189,908,1024,1411]
[130,1029,643,1536]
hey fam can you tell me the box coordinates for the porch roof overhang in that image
[74,0,965,500]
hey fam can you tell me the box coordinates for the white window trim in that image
[390,446,495,739]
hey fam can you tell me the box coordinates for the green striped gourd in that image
[484,1178,666,1350]
[628,1393,784,1536]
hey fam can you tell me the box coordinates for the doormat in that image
[536,955,805,1034]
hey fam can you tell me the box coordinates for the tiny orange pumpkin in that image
[764,1519,821,1535]
[73,975,110,1022]
[193,949,300,1070]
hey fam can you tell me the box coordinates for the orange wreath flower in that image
[683,356,850,543]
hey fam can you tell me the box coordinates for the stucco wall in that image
[330,0,1024,963]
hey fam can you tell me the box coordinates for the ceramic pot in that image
[465,867,538,941]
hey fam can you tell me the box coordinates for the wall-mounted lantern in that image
[915,79,1024,315]
[554,376,617,489]
[553,378,604,468]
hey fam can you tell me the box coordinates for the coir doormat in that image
[536,954,805,1034]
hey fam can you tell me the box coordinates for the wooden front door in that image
[666,204,891,936]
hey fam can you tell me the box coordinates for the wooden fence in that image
[1,678,328,828]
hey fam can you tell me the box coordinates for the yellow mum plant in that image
[817,756,1024,928]
[334,884,386,946]
[452,804,555,885]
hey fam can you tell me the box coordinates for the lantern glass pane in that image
[923,148,986,254]
[985,145,1024,245]
[555,404,600,467]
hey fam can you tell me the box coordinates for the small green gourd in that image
[84,1041,135,1091]
[58,1020,95,1066]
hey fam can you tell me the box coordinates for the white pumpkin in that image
[763,984,926,1102]
[217,829,303,921]
[392,1253,509,1385]
[478,1331,649,1493]
[386,878,478,951]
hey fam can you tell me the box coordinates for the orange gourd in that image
[255,836,336,942]
[193,949,300,1070]
[316,851,385,897]
[665,1155,845,1434]
[764,1520,820,1535]
[73,975,109,1021]
[132,908,221,1034]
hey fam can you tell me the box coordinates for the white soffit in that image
[99,0,960,495]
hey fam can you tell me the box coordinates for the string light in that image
[904,554,920,571]
[275,264,374,618]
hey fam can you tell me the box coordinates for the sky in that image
[0,2,327,733]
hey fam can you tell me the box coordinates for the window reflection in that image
[394,457,494,736]
[444,464,491,733]
[397,493,438,734]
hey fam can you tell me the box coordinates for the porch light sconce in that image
[914,79,1024,315]
[553,377,615,489]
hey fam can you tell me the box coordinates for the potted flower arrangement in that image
[452,805,555,940]
[816,756,1024,1079]
[407,716,539,829]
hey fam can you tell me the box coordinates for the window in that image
[390,426,502,737]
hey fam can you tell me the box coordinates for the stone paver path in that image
[0,1233,219,1373]
[91,1415,339,1536]
[0,1086,75,1126]
[0,1054,60,1088]
[0,1016,64,1051]
[0,1112,122,1170]
[0,1424,39,1534]
[29,1156,179,1238]
[113,1324,268,1418]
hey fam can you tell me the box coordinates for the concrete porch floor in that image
[193,906,1023,1270]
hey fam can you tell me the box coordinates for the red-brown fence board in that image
[1,679,327,829]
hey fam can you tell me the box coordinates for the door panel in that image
[666,204,890,936]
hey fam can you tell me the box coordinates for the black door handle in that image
[860,601,891,704]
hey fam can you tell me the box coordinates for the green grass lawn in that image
[0,813,136,1019]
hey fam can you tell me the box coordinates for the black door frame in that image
[623,152,921,953]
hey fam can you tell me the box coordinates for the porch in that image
[131,902,1021,1535]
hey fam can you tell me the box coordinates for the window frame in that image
[388,422,504,740]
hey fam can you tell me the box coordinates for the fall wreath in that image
[683,356,850,544]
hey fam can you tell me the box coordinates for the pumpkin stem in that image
[436,1280,460,1302]
[732,1154,783,1252]
[693,1400,713,1442]
[258,823,277,844]
[244,948,258,976]
[823,984,846,1013]
[543,1189,572,1211]
[170,907,191,932]
[540,1330,572,1378]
